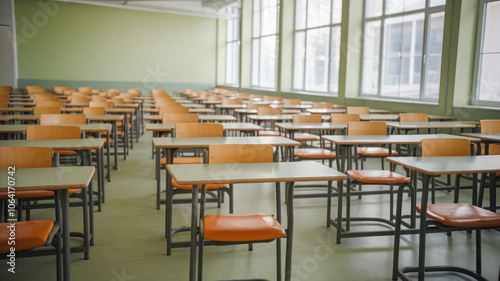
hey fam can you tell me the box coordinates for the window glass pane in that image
[381,57,401,97]
[295,0,307,29]
[424,12,444,98]
[478,53,500,102]
[332,0,343,24]
[366,0,383,18]
[330,26,341,92]
[383,17,403,57]
[293,31,306,90]
[262,2,277,35]
[364,20,381,58]
[259,36,277,88]
[386,0,404,15]
[404,0,425,12]
[483,1,500,53]
[304,27,329,92]
[362,58,379,94]
[307,0,331,28]
[226,42,239,85]
[429,0,446,7]
[362,20,381,94]
[252,39,260,86]
[253,10,261,37]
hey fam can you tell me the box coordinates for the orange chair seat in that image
[294,148,336,159]
[0,220,55,253]
[0,189,79,199]
[293,132,320,142]
[54,149,77,156]
[203,213,286,242]
[160,157,204,166]
[357,147,398,156]
[116,121,132,128]
[172,180,227,190]
[347,170,411,184]
[417,203,500,228]
[258,130,283,137]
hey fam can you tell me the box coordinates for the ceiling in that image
[54,0,241,19]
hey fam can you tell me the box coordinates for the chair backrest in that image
[264,96,283,102]
[246,103,271,110]
[89,101,114,108]
[91,95,107,101]
[237,92,250,98]
[34,96,59,103]
[0,85,12,92]
[222,98,242,105]
[26,125,81,140]
[0,147,52,168]
[112,97,124,105]
[208,96,222,101]
[40,114,86,124]
[128,89,141,96]
[0,92,9,100]
[152,90,168,99]
[92,89,104,95]
[346,106,370,115]
[400,113,428,122]
[35,101,66,108]
[34,106,61,115]
[158,106,189,115]
[293,114,322,123]
[283,99,301,105]
[312,102,334,109]
[0,100,9,107]
[83,107,105,115]
[70,96,91,104]
[162,113,199,124]
[347,121,387,136]
[72,92,90,98]
[257,107,281,115]
[208,144,274,164]
[421,138,471,157]
[331,113,360,123]
[480,120,500,133]
[78,87,93,93]
[175,123,223,138]
[53,86,69,94]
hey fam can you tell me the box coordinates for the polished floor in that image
[2,131,499,281]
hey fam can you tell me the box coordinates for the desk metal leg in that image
[82,182,89,260]
[285,182,295,281]
[156,148,161,209]
[58,189,71,281]
[189,184,199,281]
[106,132,111,182]
[89,180,95,246]
[113,122,118,170]
[96,148,104,210]
[417,175,430,281]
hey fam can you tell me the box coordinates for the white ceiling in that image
[54,0,241,19]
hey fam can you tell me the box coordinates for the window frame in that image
[292,0,342,96]
[251,0,280,89]
[360,0,446,101]
[472,0,500,107]
[225,7,241,87]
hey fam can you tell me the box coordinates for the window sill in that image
[350,96,439,106]
[454,105,500,111]
[283,90,338,98]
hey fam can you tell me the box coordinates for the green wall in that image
[14,0,217,92]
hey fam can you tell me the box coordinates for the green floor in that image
[2,131,499,281]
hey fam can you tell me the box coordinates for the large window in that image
[361,0,445,100]
[293,0,342,94]
[226,7,241,86]
[252,0,279,89]
[474,0,500,105]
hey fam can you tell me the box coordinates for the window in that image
[361,0,445,100]
[293,0,342,94]
[474,0,500,105]
[226,7,241,86]
[252,0,279,89]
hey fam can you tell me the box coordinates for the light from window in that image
[476,1,500,103]
[225,8,240,86]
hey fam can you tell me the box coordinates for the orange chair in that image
[33,106,61,115]
[257,107,283,136]
[39,114,86,125]
[350,121,397,170]
[312,102,334,109]
[198,144,285,280]
[283,99,301,105]
[329,122,411,244]
[478,120,500,209]
[346,106,370,115]
[26,125,82,158]
[393,138,500,281]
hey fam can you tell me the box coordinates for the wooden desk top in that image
[0,124,111,134]
[146,123,263,132]
[153,136,300,148]
[0,167,95,191]
[385,121,477,129]
[386,155,500,176]
[359,114,400,121]
[322,134,481,145]
[0,138,105,150]
[276,122,347,130]
[167,162,347,185]
[199,115,237,122]
[248,115,293,121]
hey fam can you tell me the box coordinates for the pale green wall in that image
[14,0,217,92]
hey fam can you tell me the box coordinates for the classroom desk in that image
[0,138,106,211]
[0,107,33,114]
[0,166,95,281]
[87,115,124,171]
[460,133,500,155]
[0,116,15,123]
[198,114,237,123]
[359,114,399,121]
[187,108,215,114]
[166,161,347,281]
[105,108,135,149]
[214,104,246,114]
[270,104,313,110]
[234,109,302,122]
[386,121,477,133]
[146,123,263,136]
[387,155,500,281]
[7,102,35,107]
[276,122,348,139]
